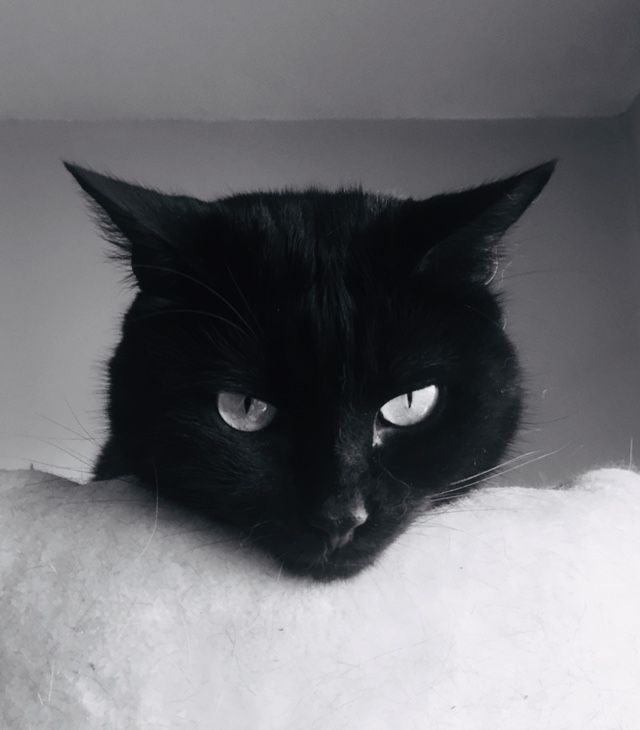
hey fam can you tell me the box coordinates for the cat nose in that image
[311,496,368,550]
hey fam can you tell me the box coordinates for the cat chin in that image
[258,528,385,581]
[277,547,376,582]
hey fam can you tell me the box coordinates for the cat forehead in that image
[210,189,407,286]
[220,188,394,208]
[217,188,397,233]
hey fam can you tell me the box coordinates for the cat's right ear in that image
[64,162,209,295]
[396,161,556,287]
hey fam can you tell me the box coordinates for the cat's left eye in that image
[378,384,439,427]
[217,392,277,432]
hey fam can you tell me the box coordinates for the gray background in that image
[1,2,639,485]
[1,0,638,120]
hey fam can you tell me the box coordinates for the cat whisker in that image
[225,264,263,336]
[133,264,260,341]
[378,462,411,490]
[64,397,100,445]
[482,446,564,480]
[386,451,540,506]
[447,449,541,488]
[519,412,579,426]
[12,432,95,443]
[189,535,250,552]
[434,506,522,515]
[378,466,413,520]
[27,437,94,469]
[200,322,238,355]
[463,304,503,331]
[428,484,487,503]
[240,519,274,547]
[36,412,99,445]
[429,447,565,502]
[500,266,582,282]
[133,307,253,340]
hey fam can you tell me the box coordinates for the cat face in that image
[66,161,555,580]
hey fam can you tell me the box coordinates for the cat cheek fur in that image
[66,160,555,580]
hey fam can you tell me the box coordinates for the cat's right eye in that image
[378,384,439,427]
[217,392,277,432]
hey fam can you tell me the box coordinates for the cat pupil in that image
[406,392,413,408]
[244,396,252,415]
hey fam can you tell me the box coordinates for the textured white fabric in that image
[1,467,639,729]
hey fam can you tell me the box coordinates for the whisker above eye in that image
[225,264,264,336]
[132,307,253,339]
[132,263,260,341]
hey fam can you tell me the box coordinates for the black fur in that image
[66,161,555,580]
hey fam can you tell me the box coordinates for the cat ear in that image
[406,161,556,285]
[64,162,209,294]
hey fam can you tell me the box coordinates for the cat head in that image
[66,160,555,580]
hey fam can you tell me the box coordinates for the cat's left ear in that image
[406,161,557,286]
[64,162,209,294]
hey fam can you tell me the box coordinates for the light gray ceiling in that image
[1,0,639,121]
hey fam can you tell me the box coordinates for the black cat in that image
[66,160,555,580]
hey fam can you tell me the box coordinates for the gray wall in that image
[626,93,640,306]
[1,118,639,484]
[628,92,640,166]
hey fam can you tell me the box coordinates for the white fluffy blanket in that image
[1,467,639,729]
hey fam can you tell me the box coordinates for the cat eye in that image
[378,384,439,427]
[217,392,277,432]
